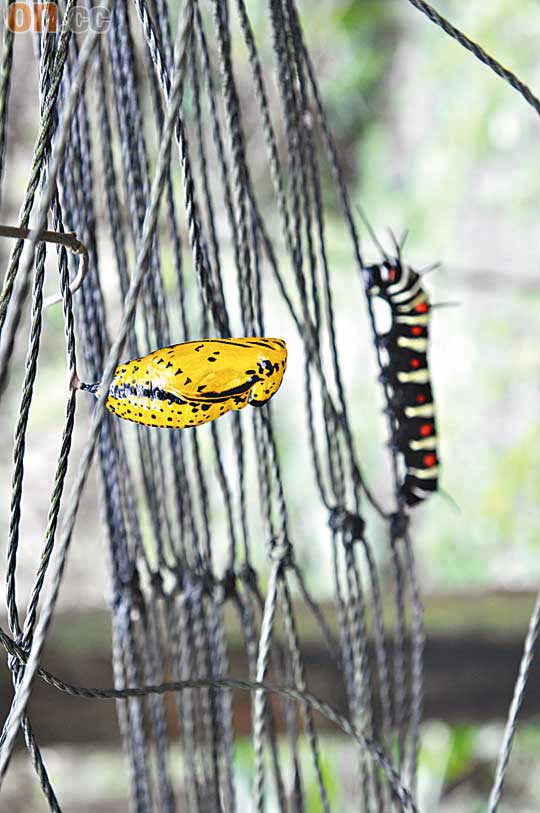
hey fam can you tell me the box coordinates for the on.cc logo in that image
[6,3,110,33]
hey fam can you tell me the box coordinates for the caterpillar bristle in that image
[418,261,442,276]
[399,229,409,254]
[387,227,408,260]
[437,487,460,513]
[356,204,389,263]
[431,301,460,310]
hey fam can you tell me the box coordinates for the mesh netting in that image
[0,1,539,811]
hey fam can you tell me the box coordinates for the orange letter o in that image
[6,2,31,32]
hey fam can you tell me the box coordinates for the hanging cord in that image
[279,575,331,813]
[406,0,540,801]
[131,0,229,336]
[281,3,419,791]
[405,0,540,118]
[401,531,425,797]
[1,229,78,813]
[109,2,178,578]
[0,19,15,206]
[488,590,540,813]
[58,46,160,809]
[0,0,78,338]
[252,559,281,812]
[0,16,85,804]
[235,579,288,809]
[0,0,193,782]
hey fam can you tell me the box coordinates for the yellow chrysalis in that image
[79,337,287,428]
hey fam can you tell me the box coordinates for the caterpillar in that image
[78,337,287,429]
[366,256,439,507]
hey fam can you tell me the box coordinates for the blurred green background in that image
[2,0,540,810]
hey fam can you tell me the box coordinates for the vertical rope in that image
[0,1,438,810]
[488,590,540,813]
[0,0,194,780]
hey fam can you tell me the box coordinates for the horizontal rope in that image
[0,624,416,812]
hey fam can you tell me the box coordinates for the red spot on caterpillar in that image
[410,358,420,369]
[423,453,437,467]
[415,302,429,314]
[416,393,426,403]
[420,423,432,437]
[411,326,422,336]
[389,268,396,282]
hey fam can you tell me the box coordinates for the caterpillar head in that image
[365,260,404,296]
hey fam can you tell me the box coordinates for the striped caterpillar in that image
[78,337,287,429]
[366,254,439,506]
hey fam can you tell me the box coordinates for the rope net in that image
[0,1,537,811]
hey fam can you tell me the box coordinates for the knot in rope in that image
[200,569,216,597]
[390,510,410,540]
[181,570,203,600]
[112,567,144,613]
[239,563,258,590]
[7,653,20,675]
[328,506,365,543]
[7,635,27,676]
[7,655,22,678]
[126,567,145,611]
[150,569,165,598]
[220,568,237,601]
[269,537,293,569]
